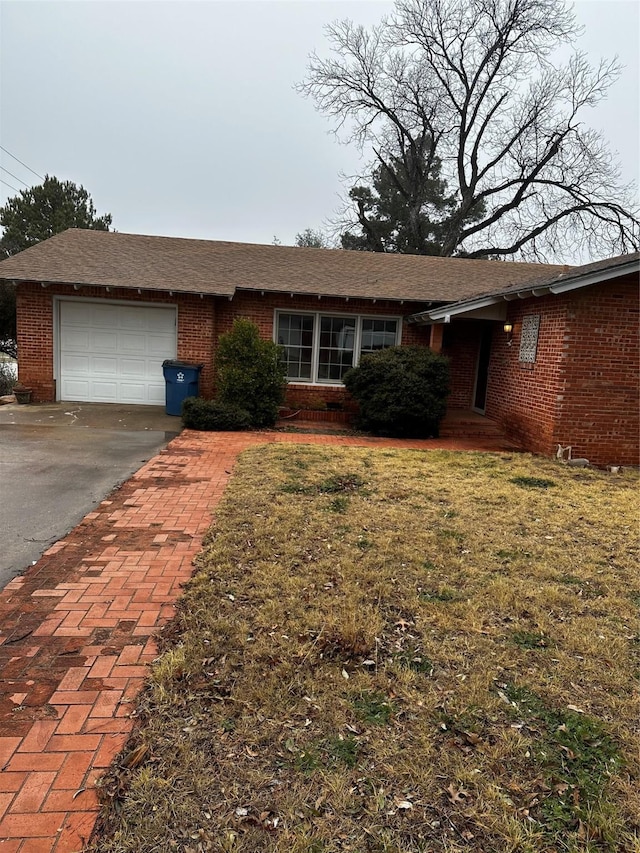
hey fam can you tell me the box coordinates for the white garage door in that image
[58,300,177,405]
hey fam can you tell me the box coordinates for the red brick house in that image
[0,229,637,466]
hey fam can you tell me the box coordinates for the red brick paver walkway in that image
[0,429,518,850]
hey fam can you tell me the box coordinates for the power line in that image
[0,166,29,187]
[0,178,21,193]
[0,146,44,181]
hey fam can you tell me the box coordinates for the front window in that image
[276,311,401,384]
[277,313,314,380]
[318,316,356,381]
[361,318,399,354]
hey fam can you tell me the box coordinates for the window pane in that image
[361,318,398,354]
[277,313,314,380]
[317,316,355,382]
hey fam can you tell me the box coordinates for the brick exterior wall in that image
[554,276,638,467]
[485,295,565,456]
[485,275,639,466]
[16,284,56,402]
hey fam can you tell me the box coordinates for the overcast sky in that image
[1,0,638,251]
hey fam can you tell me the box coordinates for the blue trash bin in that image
[162,360,204,416]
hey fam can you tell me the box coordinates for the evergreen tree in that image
[341,140,484,254]
[0,175,112,258]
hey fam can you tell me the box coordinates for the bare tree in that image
[298,0,639,260]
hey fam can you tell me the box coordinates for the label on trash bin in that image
[177,371,185,383]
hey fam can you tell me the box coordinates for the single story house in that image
[0,229,637,466]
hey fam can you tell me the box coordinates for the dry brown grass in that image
[91,447,639,853]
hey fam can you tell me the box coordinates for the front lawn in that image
[92,447,639,852]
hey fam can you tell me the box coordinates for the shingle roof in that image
[0,229,566,303]
[418,250,640,323]
[444,250,640,306]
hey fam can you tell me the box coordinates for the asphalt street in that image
[0,404,180,589]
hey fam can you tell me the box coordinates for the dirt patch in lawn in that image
[90,448,639,853]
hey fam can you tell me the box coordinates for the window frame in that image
[274,309,403,385]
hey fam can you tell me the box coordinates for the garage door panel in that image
[147,385,165,404]
[120,358,148,376]
[61,354,90,374]
[148,334,176,356]
[61,379,91,398]
[62,303,93,325]
[92,305,121,327]
[92,356,119,375]
[91,331,118,351]
[147,310,176,333]
[62,330,91,350]
[89,381,119,401]
[119,314,144,331]
[119,332,148,354]
[119,382,149,403]
[59,301,177,405]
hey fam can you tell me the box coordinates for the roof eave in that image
[548,259,640,294]
[410,257,639,323]
[4,276,234,298]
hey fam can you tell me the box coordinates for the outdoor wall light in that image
[503,322,514,345]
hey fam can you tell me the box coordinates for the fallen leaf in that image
[463,731,482,746]
[120,744,149,769]
[446,783,469,804]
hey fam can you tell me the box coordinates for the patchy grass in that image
[91,448,639,853]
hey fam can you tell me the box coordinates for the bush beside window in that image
[216,318,287,428]
[343,346,450,437]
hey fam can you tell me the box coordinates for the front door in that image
[473,324,492,413]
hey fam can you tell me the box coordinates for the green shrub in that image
[343,345,449,437]
[181,397,252,431]
[216,319,286,428]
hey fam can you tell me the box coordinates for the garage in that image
[57,300,177,404]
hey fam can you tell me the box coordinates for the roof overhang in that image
[408,257,639,324]
[8,277,444,307]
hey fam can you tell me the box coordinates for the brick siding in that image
[485,275,639,466]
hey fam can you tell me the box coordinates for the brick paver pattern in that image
[0,428,517,850]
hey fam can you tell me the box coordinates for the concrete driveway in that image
[0,402,181,590]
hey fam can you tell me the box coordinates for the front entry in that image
[473,324,492,413]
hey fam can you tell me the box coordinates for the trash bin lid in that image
[162,360,204,370]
